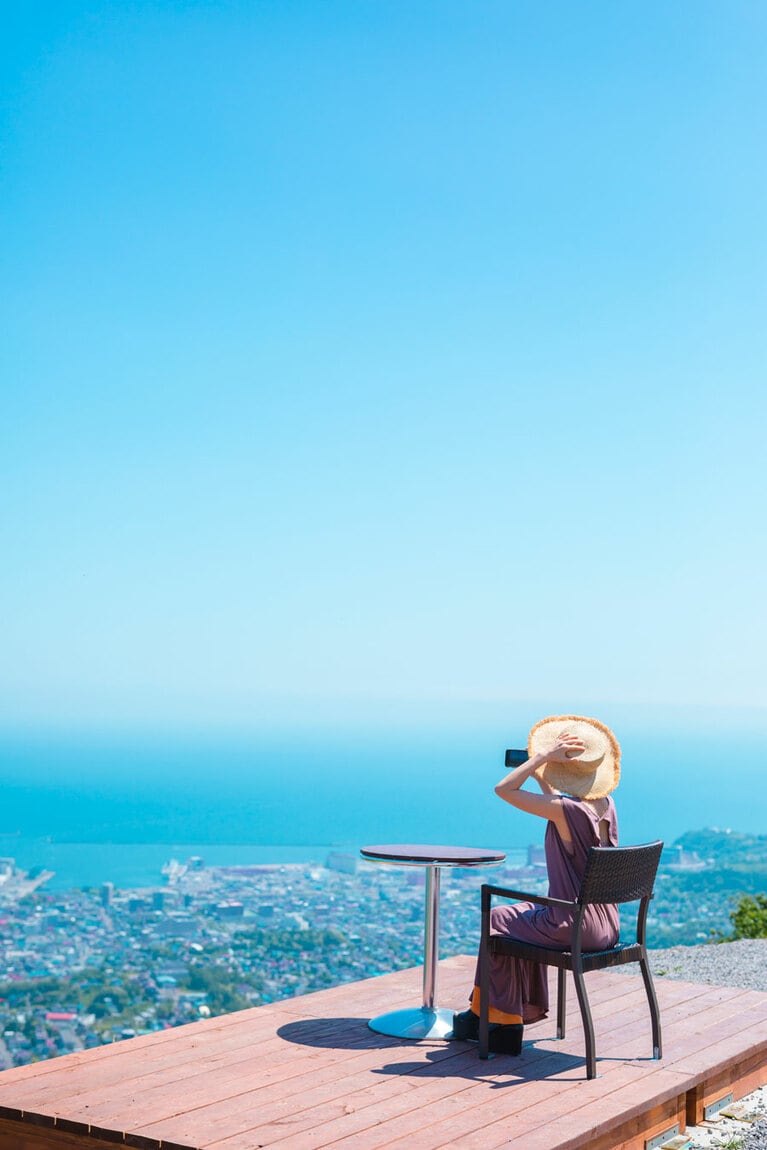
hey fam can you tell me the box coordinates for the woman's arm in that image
[494,733,585,840]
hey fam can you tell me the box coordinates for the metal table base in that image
[360,846,505,1041]
[368,864,447,1039]
[367,1005,455,1040]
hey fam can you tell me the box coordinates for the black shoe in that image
[451,1009,479,1041]
[452,1011,524,1055]
[488,1023,524,1055]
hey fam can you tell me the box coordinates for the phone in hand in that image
[505,748,529,768]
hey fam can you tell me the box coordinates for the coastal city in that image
[1,829,764,1070]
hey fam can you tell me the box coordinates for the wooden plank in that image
[142,1041,499,1149]
[73,1028,399,1132]
[1,1008,386,1115]
[0,998,294,1094]
[0,1007,303,1113]
[452,1067,687,1150]
[0,1116,126,1150]
[0,1003,270,1086]
[515,1073,688,1150]
[685,1045,767,1124]
[561,976,729,1047]
[226,1040,572,1150]
[664,996,767,1071]
[131,1034,441,1145]
[429,1069,689,1150]
[229,1060,664,1150]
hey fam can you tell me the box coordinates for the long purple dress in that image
[476,796,620,1023]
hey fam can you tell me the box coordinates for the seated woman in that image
[453,714,621,1054]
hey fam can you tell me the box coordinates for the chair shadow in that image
[370,1042,587,1085]
[277,1017,587,1084]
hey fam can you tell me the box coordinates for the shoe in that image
[452,1012,523,1055]
[451,1009,479,1041]
[488,1023,524,1055]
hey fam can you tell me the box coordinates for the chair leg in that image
[556,967,566,1040]
[479,940,490,1060]
[639,955,662,1059]
[572,965,597,1079]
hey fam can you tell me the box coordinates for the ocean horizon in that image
[1,719,763,890]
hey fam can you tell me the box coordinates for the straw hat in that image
[527,715,620,800]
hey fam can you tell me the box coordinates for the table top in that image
[360,844,506,867]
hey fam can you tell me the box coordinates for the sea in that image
[0,717,764,892]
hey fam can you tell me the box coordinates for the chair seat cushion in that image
[489,937,644,970]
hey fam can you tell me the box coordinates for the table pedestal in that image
[361,843,504,1042]
[368,865,455,1039]
[367,1005,455,1040]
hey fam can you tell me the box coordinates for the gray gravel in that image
[614,938,767,993]
[745,1117,767,1150]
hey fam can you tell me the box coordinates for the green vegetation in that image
[727,894,767,940]
[0,976,70,1006]
[185,966,249,1013]
[229,926,347,953]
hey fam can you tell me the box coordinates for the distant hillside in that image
[648,829,767,946]
[674,828,767,866]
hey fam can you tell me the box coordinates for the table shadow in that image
[277,1016,395,1050]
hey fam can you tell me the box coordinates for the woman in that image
[452,715,621,1054]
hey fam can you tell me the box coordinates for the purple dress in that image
[476,796,620,1022]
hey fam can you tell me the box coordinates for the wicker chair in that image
[479,839,664,1079]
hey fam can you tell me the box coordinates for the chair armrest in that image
[481,883,577,912]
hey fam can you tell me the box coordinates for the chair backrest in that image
[578,841,663,906]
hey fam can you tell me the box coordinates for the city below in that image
[0,827,765,1070]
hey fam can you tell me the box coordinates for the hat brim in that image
[527,715,621,800]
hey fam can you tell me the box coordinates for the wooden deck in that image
[0,955,766,1150]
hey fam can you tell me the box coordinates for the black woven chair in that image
[479,839,664,1079]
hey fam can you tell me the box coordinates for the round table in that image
[359,844,506,1040]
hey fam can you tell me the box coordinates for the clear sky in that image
[2,0,766,732]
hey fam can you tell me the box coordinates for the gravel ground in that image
[745,1117,767,1150]
[613,938,767,992]
[614,939,767,1148]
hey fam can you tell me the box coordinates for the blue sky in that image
[2,1,766,731]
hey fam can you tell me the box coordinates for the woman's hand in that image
[494,738,577,839]
[545,731,586,763]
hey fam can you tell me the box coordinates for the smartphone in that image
[505,748,529,768]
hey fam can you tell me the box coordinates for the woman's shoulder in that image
[560,794,616,820]
[558,794,597,810]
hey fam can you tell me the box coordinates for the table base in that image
[367,1006,456,1040]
